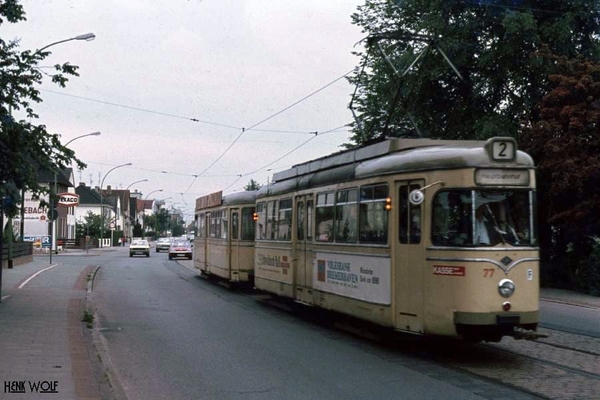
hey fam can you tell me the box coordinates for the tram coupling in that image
[509,328,549,340]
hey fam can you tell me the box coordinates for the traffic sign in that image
[41,236,51,248]
[47,208,58,220]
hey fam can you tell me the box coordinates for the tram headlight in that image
[498,279,515,298]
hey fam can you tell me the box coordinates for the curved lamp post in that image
[123,179,148,237]
[35,33,96,54]
[144,189,163,200]
[142,190,163,237]
[155,197,172,237]
[99,163,132,247]
[50,131,101,262]
[125,179,148,191]
[14,32,96,258]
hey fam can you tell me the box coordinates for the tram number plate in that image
[491,140,515,161]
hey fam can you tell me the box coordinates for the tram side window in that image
[359,184,389,244]
[399,184,421,244]
[316,192,334,242]
[241,207,256,241]
[231,212,239,240]
[307,200,314,241]
[210,210,222,238]
[196,214,204,239]
[221,210,228,239]
[278,199,292,241]
[266,200,278,240]
[256,202,266,240]
[335,188,358,243]
[297,201,305,241]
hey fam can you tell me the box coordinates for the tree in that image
[347,0,600,145]
[75,211,105,239]
[0,2,84,216]
[521,51,600,293]
[244,179,262,191]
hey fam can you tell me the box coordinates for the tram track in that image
[446,327,600,399]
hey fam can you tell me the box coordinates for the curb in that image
[85,266,129,400]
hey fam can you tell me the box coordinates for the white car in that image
[156,237,173,253]
[129,239,150,257]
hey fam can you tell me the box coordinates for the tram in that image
[194,191,258,284]
[251,136,539,342]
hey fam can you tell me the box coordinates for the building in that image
[12,167,77,251]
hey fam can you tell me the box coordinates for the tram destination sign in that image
[57,193,80,206]
[475,169,529,186]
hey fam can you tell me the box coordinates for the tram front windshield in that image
[432,190,537,247]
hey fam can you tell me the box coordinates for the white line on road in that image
[1,295,11,301]
[18,263,60,289]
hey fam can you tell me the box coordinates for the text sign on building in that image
[57,193,80,207]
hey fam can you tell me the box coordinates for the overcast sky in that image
[2,0,365,221]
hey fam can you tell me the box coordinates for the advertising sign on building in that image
[57,193,80,206]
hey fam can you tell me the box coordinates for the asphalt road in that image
[90,248,539,400]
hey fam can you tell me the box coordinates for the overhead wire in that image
[182,69,355,194]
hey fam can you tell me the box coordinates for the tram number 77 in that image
[483,268,495,278]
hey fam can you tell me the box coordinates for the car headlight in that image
[498,279,515,298]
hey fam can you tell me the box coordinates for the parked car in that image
[168,239,193,260]
[129,239,150,257]
[156,237,173,253]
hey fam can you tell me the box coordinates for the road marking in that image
[1,295,11,301]
[18,263,60,289]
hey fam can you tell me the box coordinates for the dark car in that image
[168,240,193,260]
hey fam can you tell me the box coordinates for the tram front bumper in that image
[454,310,538,326]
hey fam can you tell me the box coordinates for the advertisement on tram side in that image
[313,252,391,305]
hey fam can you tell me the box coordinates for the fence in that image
[1,241,33,268]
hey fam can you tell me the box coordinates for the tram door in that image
[229,209,240,281]
[294,195,314,304]
[200,212,209,271]
[395,180,425,333]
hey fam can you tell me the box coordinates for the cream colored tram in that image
[194,190,257,284]
[253,137,539,341]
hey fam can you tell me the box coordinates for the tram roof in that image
[258,137,534,198]
[222,191,259,206]
[195,190,258,211]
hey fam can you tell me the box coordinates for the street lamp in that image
[155,197,172,237]
[123,179,148,238]
[16,33,96,251]
[99,163,132,248]
[35,33,96,54]
[144,189,163,200]
[125,179,148,191]
[50,131,101,263]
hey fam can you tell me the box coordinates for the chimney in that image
[79,182,86,187]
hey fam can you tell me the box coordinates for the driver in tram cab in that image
[474,205,501,245]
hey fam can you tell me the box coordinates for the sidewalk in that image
[0,255,109,399]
